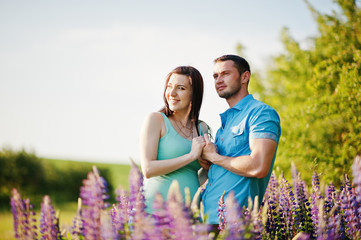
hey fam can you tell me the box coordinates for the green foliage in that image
[0,148,131,210]
[247,0,361,185]
[0,148,46,208]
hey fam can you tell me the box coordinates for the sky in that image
[0,0,339,164]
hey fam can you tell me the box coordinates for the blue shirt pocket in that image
[231,123,248,148]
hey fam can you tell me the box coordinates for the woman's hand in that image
[189,136,206,160]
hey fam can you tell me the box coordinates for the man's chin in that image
[218,92,230,99]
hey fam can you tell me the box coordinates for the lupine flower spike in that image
[166,180,194,239]
[128,158,155,239]
[10,188,38,240]
[71,198,83,239]
[352,155,361,238]
[39,195,60,240]
[217,191,226,232]
[80,166,110,240]
[110,186,130,238]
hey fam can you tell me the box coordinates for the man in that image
[200,54,281,226]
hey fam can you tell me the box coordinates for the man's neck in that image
[226,90,249,108]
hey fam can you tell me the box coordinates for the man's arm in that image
[201,134,277,178]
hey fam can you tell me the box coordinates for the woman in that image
[140,66,209,214]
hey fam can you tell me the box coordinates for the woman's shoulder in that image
[198,120,210,133]
[198,120,214,138]
[147,111,164,119]
[198,119,208,128]
[144,112,166,126]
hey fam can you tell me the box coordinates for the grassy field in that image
[1,207,77,240]
[41,158,132,191]
[1,158,132,239]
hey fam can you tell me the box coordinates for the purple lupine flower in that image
[264,172,287,239]
[131,189,155,240]
[223,191,242,240]
[324,182,337,214]
[129,159,144,220]
[166,180,194,239]
[279,173,294,238]
[80,166,110,240]
[321,182,347,239]
[264,193,279,239]
[39,195,59,240]
[316,197,344,239]
[222,192,262,239]
[71,198,83,239]
[263,172,279,206]
[10,188,38,240]
[192,223,212,240]
[128,159,154,239]
[152,192,171,239]
[352,155,361,237]
[340,174,358,238]
[326,202,342,239]
[249,196,263,240]
[10,188,23,239]
[291,163,314,237]
[24,198,38,239]
[110,187,130,238]
[311,171,322,235]
[217,191,226,232]
[100,211,118,240]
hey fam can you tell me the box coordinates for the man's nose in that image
[215,76,223,83]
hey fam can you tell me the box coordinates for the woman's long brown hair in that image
[160,66,204,136]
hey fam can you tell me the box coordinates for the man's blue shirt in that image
[201,94,281,224]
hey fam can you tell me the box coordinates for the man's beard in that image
[218,84,242,99]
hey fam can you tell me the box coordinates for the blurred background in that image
[0,0,337,164]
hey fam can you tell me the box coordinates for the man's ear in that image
[241,71,250,84]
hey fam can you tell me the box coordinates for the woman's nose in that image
[170,88,177,96]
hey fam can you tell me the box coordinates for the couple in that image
[139,54,281,228]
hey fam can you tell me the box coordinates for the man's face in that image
[213,60,242,99]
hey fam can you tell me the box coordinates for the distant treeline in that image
[0,148,130,210]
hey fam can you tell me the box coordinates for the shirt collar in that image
[219,94,254,127]
[232,94,254,111]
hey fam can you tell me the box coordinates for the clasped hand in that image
[190,134,217,171]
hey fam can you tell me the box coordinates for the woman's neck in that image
[170,112,191,127]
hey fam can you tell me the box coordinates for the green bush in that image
[0,148,129,210]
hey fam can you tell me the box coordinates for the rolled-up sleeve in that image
[249,107,281,142]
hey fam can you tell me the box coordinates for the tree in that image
[248,0,361,185]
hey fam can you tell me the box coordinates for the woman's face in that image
[165,73,193,113]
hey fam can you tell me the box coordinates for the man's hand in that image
[198,156,212,171]
[201,134,218,163]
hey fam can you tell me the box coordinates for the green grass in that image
[1,158,133,239]
[0,208,78,240]
[0,212,14,240]
[41,158,132,191]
